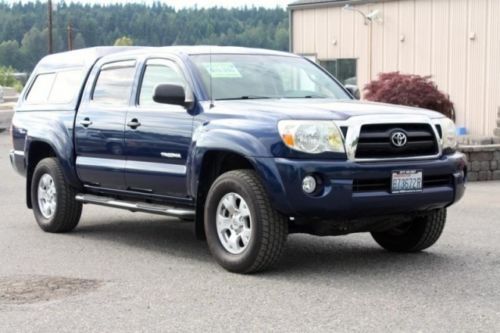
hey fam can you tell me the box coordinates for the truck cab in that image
[10,46,466,273]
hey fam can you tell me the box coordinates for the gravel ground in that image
[0,132,499,332]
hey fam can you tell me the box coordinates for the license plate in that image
[391,170,423,194]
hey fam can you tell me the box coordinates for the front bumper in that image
[255,152,466,219]
[9,149,26,176]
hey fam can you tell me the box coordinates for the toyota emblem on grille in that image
[391,131,408,148]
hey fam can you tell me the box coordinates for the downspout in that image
[368,17,373,82]
[288,7,294,53]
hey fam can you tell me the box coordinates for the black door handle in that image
[127,119,141,129]
[81,118,92,127]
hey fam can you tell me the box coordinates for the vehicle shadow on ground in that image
[70,216,458,279]
[268,234,457,279]
[71,216,212,263]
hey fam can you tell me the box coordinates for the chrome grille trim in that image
[336,115,443,162]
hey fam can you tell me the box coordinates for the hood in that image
[208,99,444,121]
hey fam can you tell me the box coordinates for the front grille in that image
[352,178,390,192]
[352,175,453,193]
[355,123,439,159]
[423,174,453,187]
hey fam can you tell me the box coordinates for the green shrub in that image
[0,66,23,92]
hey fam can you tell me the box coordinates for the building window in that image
[319,59,357,86]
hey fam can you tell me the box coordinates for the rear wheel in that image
[371,209,447,252]
[31,158,82,233]
[204,170,288,273]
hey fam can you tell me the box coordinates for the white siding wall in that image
[291,0,500,136]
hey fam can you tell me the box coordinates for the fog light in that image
[302,175,317,194]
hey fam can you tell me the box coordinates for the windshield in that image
[190,54,351,101]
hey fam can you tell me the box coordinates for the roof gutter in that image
[288,0,386,10]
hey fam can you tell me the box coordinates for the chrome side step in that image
[75,194,195,219]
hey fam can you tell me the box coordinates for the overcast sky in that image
[3,0,292,8]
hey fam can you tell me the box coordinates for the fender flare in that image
[187,128,292,215]
[188,128,270,197]
[24,127,82,208]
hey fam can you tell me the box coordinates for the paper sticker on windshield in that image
[202,62,242,78]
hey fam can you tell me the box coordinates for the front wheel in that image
[31,158,82,233]
[371,209,447,252]
[204,170,288,274]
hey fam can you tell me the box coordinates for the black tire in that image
[204,170,288,274]
[371,209,447,252]
[31,158,82,233]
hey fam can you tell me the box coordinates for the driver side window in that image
[139,59,186,107]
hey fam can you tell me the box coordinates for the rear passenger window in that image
[92,60,136,106]
[26,73,56,104]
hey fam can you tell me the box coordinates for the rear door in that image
[75,60,137,190]
[124,58,193,198]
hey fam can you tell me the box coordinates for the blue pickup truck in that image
[10,46,466,273]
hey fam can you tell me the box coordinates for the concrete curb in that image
[0,108,14,132]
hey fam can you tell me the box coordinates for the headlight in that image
[278,120,345,154]
[438,117,457,151]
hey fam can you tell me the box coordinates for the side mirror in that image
[344,84,360,100]
[153,84,194,109]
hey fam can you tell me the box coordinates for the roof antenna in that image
[209,8,215,109]
[209,45,215,108]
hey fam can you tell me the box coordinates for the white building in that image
[289,0,500,136]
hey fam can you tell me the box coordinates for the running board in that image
[75,194,195,218]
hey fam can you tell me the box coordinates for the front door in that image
[124,58,193,198]
[75,60,137,190]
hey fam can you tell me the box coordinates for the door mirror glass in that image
[153,84,193,109]
[344,84,360,100]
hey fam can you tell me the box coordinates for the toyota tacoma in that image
[9,46,466,273]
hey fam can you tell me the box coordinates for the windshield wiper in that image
[217,95,274,101]
[285,95,327,99]
[217,95,328,101]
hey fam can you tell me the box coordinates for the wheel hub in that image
[216,192,252,254]
[37,173,57,219]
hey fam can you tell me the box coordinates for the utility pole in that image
[48,0,53,54]
[67,20,73,51]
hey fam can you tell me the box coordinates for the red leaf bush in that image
[364,72,455,120]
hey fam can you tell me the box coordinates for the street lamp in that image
[343,4,383,25]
